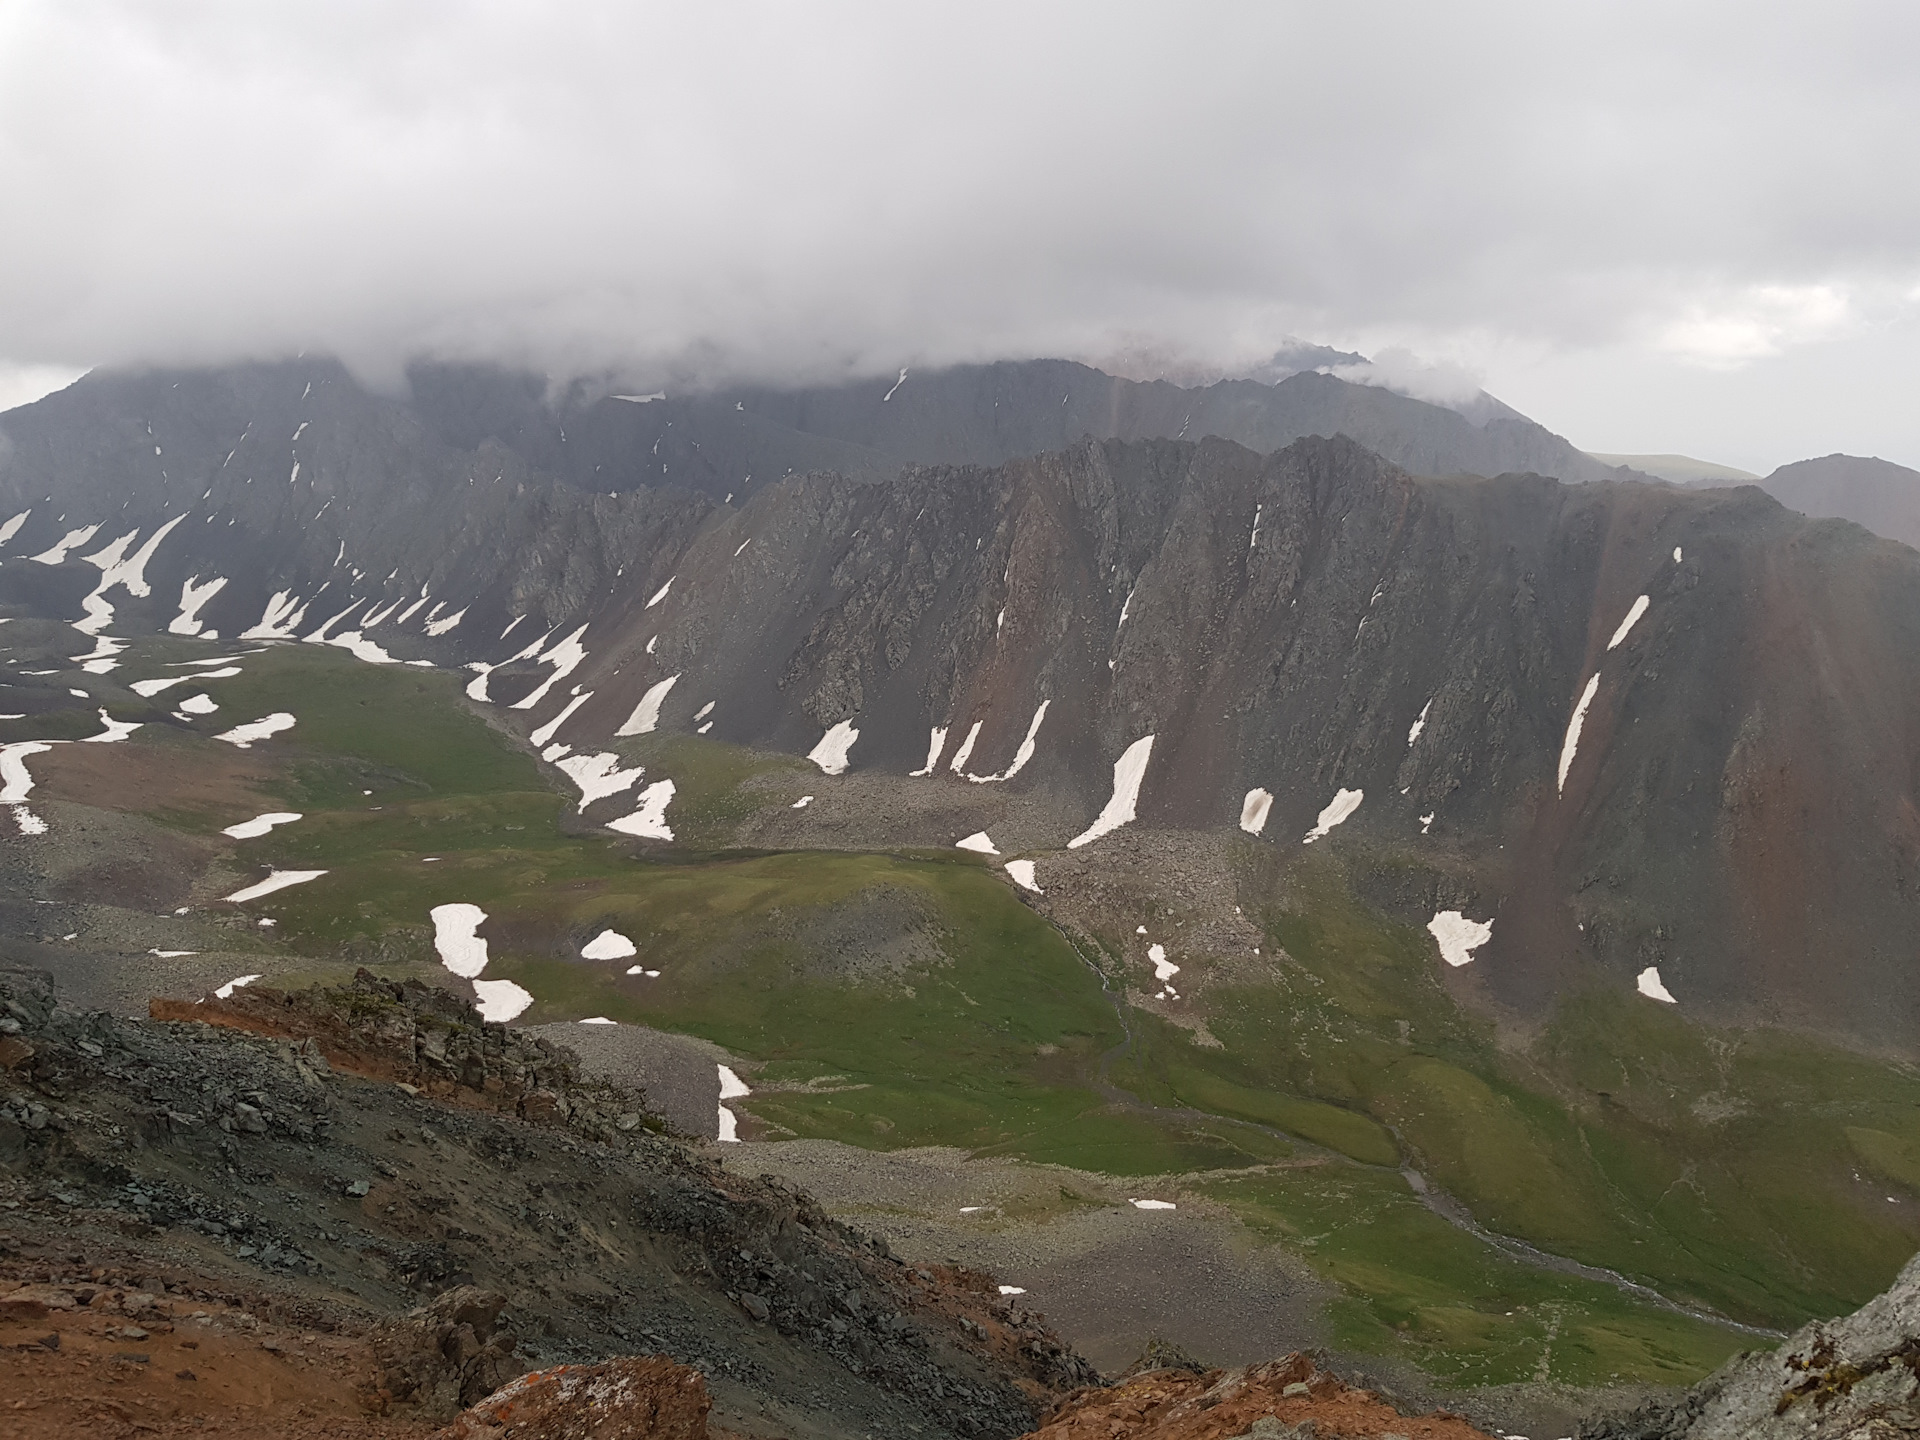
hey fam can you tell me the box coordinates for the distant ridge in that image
[1755,452,1920,552]
[1588,452,1759,485]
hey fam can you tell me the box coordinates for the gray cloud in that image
[2,2,1918,466]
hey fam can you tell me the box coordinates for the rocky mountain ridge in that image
[6,372,1920,1052]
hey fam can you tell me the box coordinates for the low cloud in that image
[0,1,1917,425]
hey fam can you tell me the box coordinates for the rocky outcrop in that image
[1026,1353,1496,1440]
[371,1285,523,1417]
[1581,1249,1920,1438]
[149,967,665,1142]
[434,1355,713,1439]
[1,964,1096,1440]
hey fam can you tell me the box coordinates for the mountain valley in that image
[7,357,1920,1436]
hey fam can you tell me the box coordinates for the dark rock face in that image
[1580,1248,1920,1439]
[373,1285,521,1416]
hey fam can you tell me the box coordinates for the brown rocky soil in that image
[1026,1354,1498,1440]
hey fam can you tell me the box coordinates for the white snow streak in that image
[1239,788,1273,835]
[30,523,100,565]
[0,509,28,547]
[241,590,307,640]
[882,367,909,401]
[1068,734,1155,849]
[1408,698,1432,747]
[529,690,593,748]
[909,726,947,777]
[1607,594,1650,650]
[716,1064,751,1142]
[214,712,296,749]
[224,869,327,903]
[1303,788,1363,844]
[948,721,982,775]
[424,606,467,637]
[616,673,680,736]
[512,625,590,712]
[214,975,261,1000]
[1557,674,1601,794]
[646,577,674,608]
[131,666,239,698]
[968,700,1050,783]
[222,811,302,840]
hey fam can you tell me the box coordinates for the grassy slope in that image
[75,640,1920,1386]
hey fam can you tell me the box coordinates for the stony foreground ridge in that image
[0,962,1506,1440]
[0,963,1096,1438]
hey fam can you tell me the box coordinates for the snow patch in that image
[1129,1199,1176,1211]
[529,689,593,748]
[646,577,674,608]
[1607,594,1650,650]
[424,606,466,637]
[1636,966,1677,1004]
[909,726,947,776]
[430,903,490,978]
[1408,698,1432,747]
[214,712,296,749]
[241,590,308,640]
[607,779,676,840]
[615,673,679,736]
[1428,910,1493,967]
[0,509,29,547]
[582,929,637,961]
[1303,788,1362,844]
[177,693,218,715]
[791,795,813,808]
[471,979,533,1023]
[224,869,327,903]
[1068,734,1155,849]
[222,811,302,840]
[214,975,262,1000]
[955,832,998,855]
[882,367,909,402]
[948,721,982,774]
[79,709,140,743]
[968,700,1050,783]
[512,625,590,712]
[1005,859,1042,893]
[1149,944,1179,982]
[131,666,239,697]
[555,751,646,811]
[1557,673,1601,794]
[1239,788,1273,835]
[716,1064,751,1142]
[30,523,101,565]
[808,718,860,775]
[170,575,228,635]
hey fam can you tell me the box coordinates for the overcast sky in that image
[2,1,1917,472]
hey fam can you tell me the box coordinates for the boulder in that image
[369,1286,523,1418]
[433,1355,711,1440]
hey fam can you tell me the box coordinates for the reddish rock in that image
[434,1356,712,1439]
[1025,1354,1497,1440]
